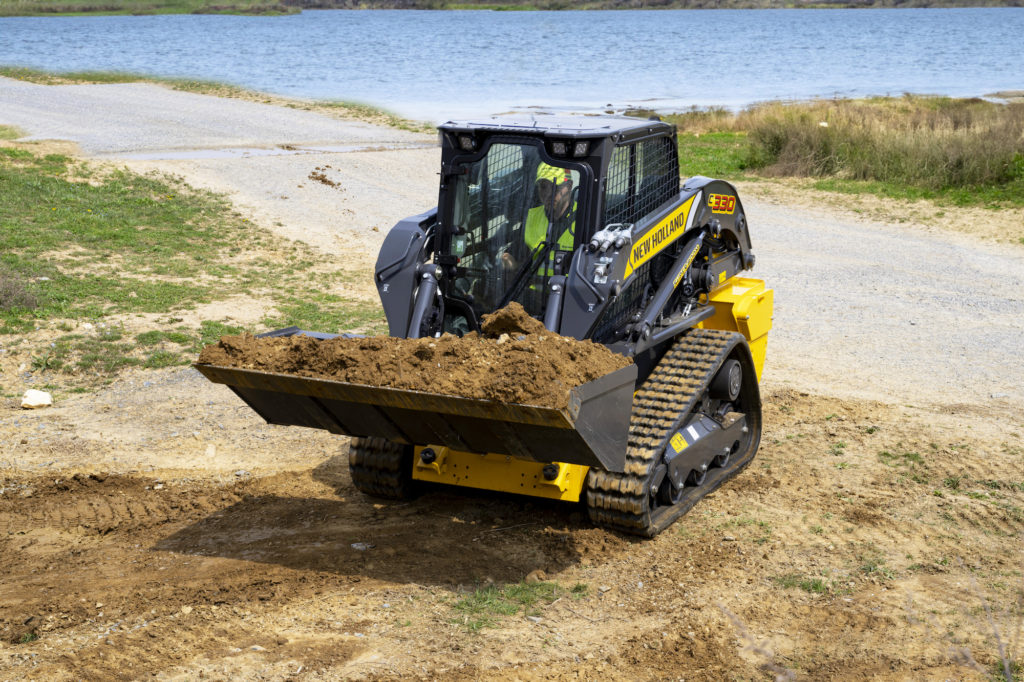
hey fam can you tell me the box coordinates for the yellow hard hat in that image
[536,163,572,186]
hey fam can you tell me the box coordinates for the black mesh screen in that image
[603,144,632,227]
[592,136,680,340]
[602,137,680,228]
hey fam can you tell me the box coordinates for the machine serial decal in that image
[624,194,698,278]
[708,193,736,214]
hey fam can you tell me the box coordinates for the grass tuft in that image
[452,581,571,631]
[774,573,832,594]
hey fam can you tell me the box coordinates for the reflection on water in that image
[0,8,1022,122]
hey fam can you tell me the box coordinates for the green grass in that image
[879,449,925,467]
[0,66,149,84]
[676,132,751,179]
[317,100,434,135]
[858,556,896,581]
[262,293,389,337]
[718,516,773,544]
[0,148,240,328]
[990,657,1024,682]
[0,144,385,391]
[452,581,582,632]
[0,65,263,102]
[752,97,1024,207]
[136,330,193,347]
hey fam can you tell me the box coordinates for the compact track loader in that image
[197,115,773,536]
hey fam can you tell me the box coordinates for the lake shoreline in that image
[3,0,1021,17]
[2,8,1021,123]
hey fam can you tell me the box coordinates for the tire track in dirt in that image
[0,474,241,537]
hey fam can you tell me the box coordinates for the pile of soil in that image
[197,303,632,409]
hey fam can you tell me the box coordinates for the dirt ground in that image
[1,85,1023,680]
[2,377,1021,681]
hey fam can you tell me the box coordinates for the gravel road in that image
[3,76,1023,410]
[752,199,1024,408]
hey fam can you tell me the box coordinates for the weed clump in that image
[0,268,38,312]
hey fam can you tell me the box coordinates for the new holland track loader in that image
[197,115,773,537]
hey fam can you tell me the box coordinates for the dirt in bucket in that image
[197,303,633,409]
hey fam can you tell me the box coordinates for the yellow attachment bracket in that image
[699,276,774,380]
[412,446,589,502]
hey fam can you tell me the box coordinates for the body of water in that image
[0,8,1021,122]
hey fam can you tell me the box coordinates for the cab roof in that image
[439,114,674,143]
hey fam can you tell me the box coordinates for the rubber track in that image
[348,436,414,499]
[586,329,749,536]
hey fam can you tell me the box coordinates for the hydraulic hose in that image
[407,265,439,339]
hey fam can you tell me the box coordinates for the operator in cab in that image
[501,162,577,274]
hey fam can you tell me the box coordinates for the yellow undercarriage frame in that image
[411,276,774,501]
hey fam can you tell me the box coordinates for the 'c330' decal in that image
[624,193,698,279]
[708,193,736,214]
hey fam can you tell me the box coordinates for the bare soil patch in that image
[1,385,1020,680]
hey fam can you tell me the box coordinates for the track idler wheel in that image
[710,358,742,401]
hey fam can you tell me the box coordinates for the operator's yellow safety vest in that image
[524,204,575,276]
